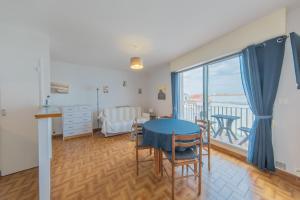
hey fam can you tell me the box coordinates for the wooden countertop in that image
[35,106,62,119]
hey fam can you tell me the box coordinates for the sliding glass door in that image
[179,54,253,150]
[181,67,204,121]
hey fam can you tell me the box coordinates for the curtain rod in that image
[254,35,288,47]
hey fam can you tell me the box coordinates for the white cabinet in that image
[62,105,93,139]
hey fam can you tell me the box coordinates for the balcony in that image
[182,102,254,150]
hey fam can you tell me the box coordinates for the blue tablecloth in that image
[142,119,200,151]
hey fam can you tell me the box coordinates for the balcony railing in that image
[182,102,254,148]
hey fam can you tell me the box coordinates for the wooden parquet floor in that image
[1,133,300,200]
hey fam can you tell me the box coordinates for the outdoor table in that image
[211,114,240,144]
[142,119,200,174]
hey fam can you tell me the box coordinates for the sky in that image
[182,55,247,104]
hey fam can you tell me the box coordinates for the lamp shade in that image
[130,57,143,69]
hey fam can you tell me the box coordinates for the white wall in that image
[170,8,287,71]
[146,65,172,117]
[50,61,147,133]
[273,6,300,176]
[0,25,50,175]
[147,7,300,176]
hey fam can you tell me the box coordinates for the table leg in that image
[213,127,222,138]
[213,118,224,138]
[226,129,233,143]
[226,119,238,140]
[160,150,163,177]
[154,148,162,175]
[211,125,216,135]
[229,129,238,140]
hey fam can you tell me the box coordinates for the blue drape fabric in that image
[171,72,180,119]
[290,32,300,89]
[240,36,286,171]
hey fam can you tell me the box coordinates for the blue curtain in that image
[290,32,300,89]
[171,72,180,119]
[240,36,286,171]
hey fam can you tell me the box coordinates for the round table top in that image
[142,119,200,151]
[143,118,200,135]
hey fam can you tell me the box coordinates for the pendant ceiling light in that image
[130,57,143,70]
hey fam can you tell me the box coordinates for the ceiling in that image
[0,0,299,71]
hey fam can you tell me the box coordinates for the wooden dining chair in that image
[162,131,202,200]
[159,114,173,119]
[195,116,211,171]
[133,119,153,176]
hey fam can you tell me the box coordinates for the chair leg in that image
[194,162,197,180]
[181,165,184,176]
[208,146,211,171]
[160,151,163,177]
[172,164,175,200]
[198,157,202,195]
[198,137,202,196]
[136,148,139,176]
[150,148,152,155]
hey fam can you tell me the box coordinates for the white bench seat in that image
[100,106,149,137]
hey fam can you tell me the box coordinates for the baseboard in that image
[52,133,63,137]
[104,132,130,137]
[0,167,38,177]
[211,144,300,187]
[272,168,300,187]
[93,128,101,133]
[211,143,247,162]
[63,132,93,140]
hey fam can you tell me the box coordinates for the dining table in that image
[142,118,200,175]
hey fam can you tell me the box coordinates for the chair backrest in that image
[133,119,143,146]
[159,114,173,119]
[195,117,210,142]
[171,131,202,162]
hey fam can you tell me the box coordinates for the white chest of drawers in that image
[62,105,93,139]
